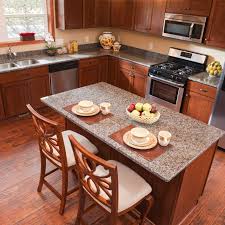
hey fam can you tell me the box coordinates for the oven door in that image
[146,76,184,112]
[163,19,205,43]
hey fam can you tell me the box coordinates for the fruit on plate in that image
[143,103,152,112]
[135,103,143,112]
[206,61,223,77]
[131,110,140,116]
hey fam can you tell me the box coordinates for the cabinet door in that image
[205,0,225,49]
[95,0,110,27]
[99,56,109,82]
[134,0,154,33]
[166,0,188,14]
[111,0,135,29]
[132,72,147,97]
[0,91,5,120]
[182,91,214,123]
[2,81,28,118]
[188,0,212,16]
[108,56,118,86]
[79,66,99,87]
[84,0,96,28]
[28,75,50,109]
[116,68,132,91]
[56,0,83,29]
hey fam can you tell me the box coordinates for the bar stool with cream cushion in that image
[27,104,98,215]
[69,135,154,225]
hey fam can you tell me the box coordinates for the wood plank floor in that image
[0,108,224,225]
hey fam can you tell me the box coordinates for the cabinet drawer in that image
[79,58,99,68]
[119,59,149,76]
[186,81,217,99]
[0,66,49,84]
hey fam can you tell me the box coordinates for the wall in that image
[0,28,106,55]
[112,29,225,65]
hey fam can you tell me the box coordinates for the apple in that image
[135,103,143,112]
[151,104,157,113]
[143,103,152,112]
[127,103,135,112]
[142,111,151,117]
[131,110,140,116]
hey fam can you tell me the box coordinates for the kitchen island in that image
[41,82,224,225]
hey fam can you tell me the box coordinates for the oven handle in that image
[189,23,194,38]
[149,75,185,88]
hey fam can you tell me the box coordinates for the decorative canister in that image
[99,32,115,50]
[113,42,122,52]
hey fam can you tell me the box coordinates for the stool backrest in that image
[69,135,119,213]
[27,104,67,167]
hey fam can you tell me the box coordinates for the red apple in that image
[127,103,135,112]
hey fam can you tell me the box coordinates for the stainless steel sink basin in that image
[15,59,39,67]
[0,62,18,70]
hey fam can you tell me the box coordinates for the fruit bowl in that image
[126,103,160,125]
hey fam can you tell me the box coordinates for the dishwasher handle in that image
[49,61,78,73]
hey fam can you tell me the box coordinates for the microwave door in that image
[163,20,192,41]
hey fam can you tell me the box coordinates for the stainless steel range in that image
[146,48,207,111]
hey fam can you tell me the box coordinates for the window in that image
[0,0,49,42]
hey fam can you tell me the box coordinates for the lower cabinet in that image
[108,56,118,86]
[182,81,216,123]
[0,66,49,118]
[132,72,147,97]
[99,56,109,82]
[0,91,4,120]
[117,67,133,91]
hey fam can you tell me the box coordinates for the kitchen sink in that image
[15,59,39,67]
[0,62,18,70]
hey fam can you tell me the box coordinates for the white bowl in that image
[78,100,94,113]
[130,127,150,144]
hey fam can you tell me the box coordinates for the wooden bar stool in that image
[69,135,154,225]
[27,104,98,214]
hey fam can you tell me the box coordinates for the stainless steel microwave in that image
[162,13,207,43]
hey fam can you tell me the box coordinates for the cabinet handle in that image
[186,94,189,97]
[200,89,208,93]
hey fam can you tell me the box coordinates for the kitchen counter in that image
[41,82,224,182]
[189,71,221,88]
[0,47,221,88]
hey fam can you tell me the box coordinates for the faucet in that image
[7,47,17,61]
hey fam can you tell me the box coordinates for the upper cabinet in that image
[166,0,213,16]
[134,0,167,35]
[111,0,135,30]
[83,0,110,28]
[205,0,225,49]
[56,0,83,29]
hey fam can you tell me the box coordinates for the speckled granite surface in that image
[189,72,221,88]
[41,82,224,182]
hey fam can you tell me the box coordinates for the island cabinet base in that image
[66,119,217,225]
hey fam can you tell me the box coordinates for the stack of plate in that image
[72,100,100,117]
[123,127,157,150]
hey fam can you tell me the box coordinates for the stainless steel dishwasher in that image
[49,61,78,94]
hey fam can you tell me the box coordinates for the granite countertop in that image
[41,82,224,182]
[0,48,221,88]
[189,72,221,88]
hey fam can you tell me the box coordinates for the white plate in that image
[72,104,100,117]
[123,131,157,150]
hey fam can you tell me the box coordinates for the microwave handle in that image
[189,23,194,38]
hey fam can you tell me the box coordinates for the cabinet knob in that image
[200,89,208,93]
[186,94,189,97]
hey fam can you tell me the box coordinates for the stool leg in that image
[75,187,86,225]
[37,153,46,192]
[139,195,154,225]
[59,169,68,215]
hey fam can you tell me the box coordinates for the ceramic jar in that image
[99,32,115,50]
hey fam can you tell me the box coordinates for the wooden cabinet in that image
[79,58,100,87]
[83,0,96,28]
[99,56,109,82]
[182,81,216,123]
[205,0,225,49]
[108,56,118,86]
[116,59,148,97]
[134,0,166,35]
[0,91,4,120]
[95,0,111,27]
[0,66,49,118]
[111,0,135,30]
[56,0,83,29]
[166,0,213,16]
